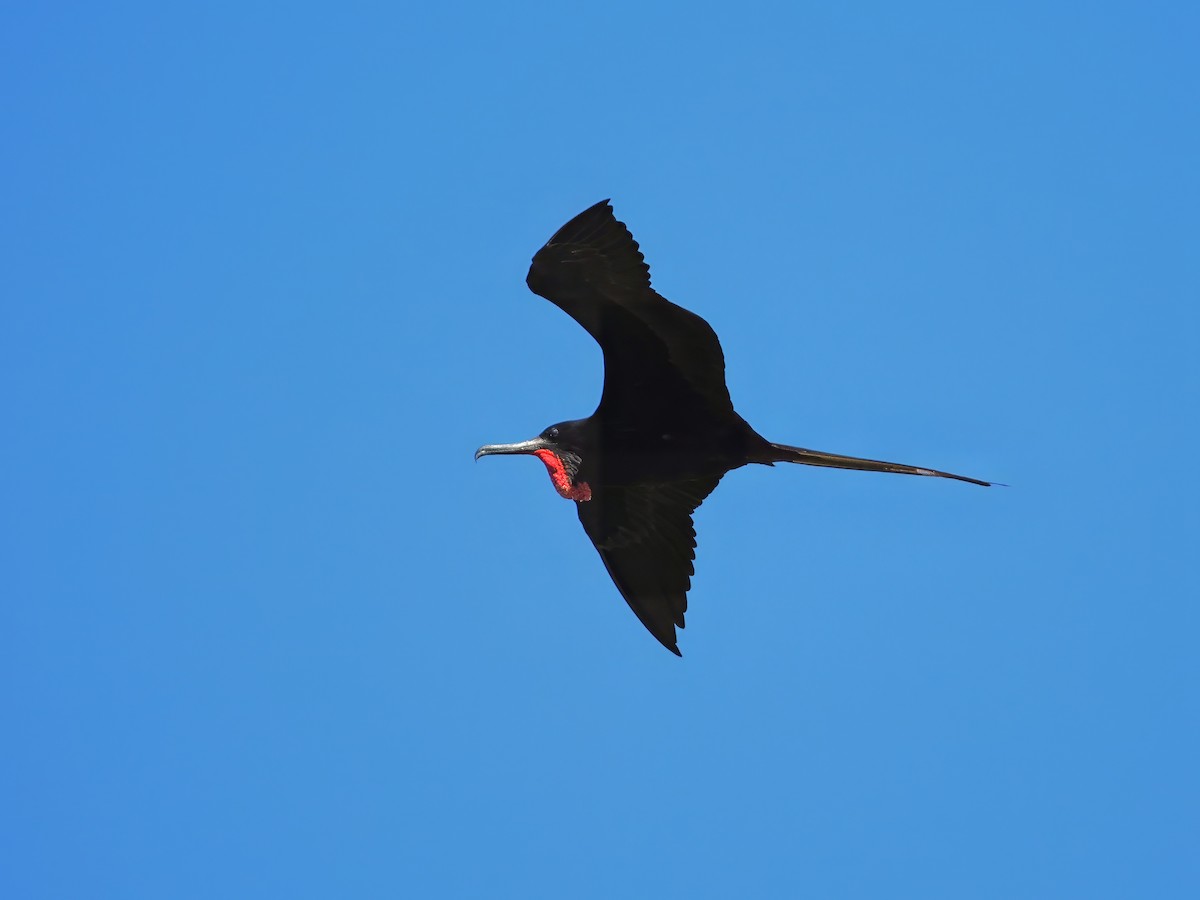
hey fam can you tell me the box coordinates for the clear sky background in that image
[3,3,1197,898]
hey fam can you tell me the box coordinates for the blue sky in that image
[3,2,1197,897]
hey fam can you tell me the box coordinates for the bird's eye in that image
[546,427,559,440]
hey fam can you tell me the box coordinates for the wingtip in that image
[542,199,621,248]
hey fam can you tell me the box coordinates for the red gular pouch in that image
[531,448,592,502]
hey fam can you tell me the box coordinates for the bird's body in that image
[477,200,990,655]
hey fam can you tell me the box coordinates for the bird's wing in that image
[576,475,723,656]
[526,200,734,424]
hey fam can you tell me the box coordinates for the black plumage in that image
[476,200,989,655]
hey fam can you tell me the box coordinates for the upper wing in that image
[576,475,723,656]
[526,200,734,425]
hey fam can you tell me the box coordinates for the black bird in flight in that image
[477,200,990,656]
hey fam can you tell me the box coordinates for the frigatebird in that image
[477,200,990,655]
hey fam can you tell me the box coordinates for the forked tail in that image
[768,442,992,487]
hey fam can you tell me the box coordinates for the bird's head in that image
[475,422,592,502]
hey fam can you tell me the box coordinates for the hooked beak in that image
[474,436,554,461]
